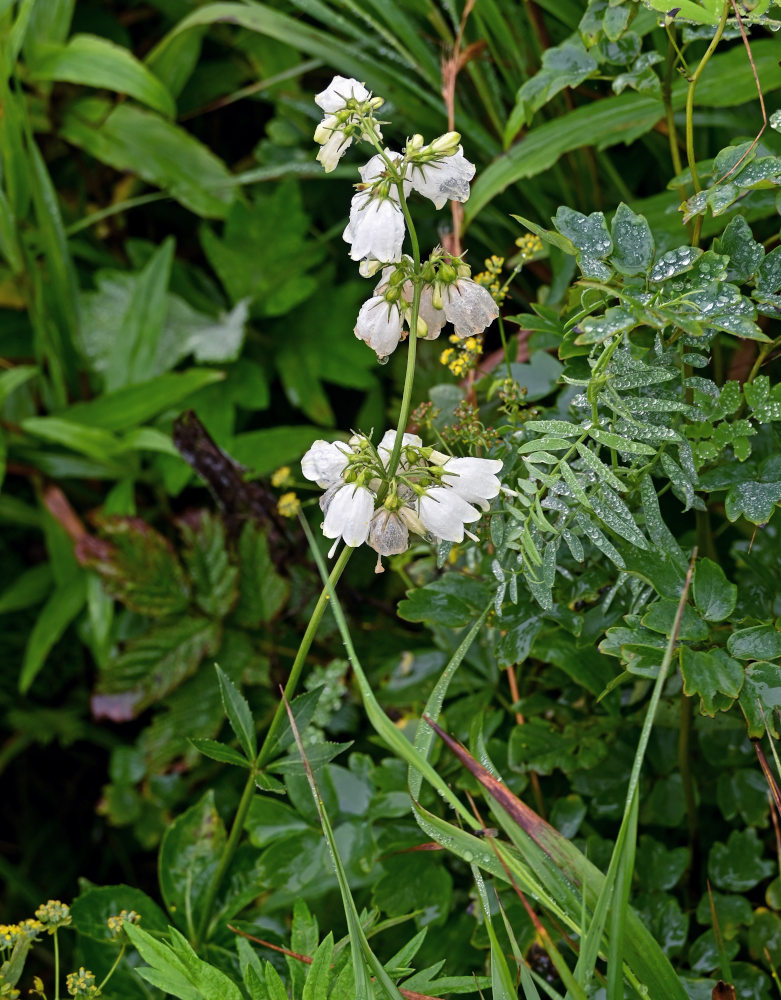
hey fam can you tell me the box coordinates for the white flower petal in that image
[316,129,353,172]
[301,440,351,488]
[343,193,405,263]
[368,508,409,555]
[417,487,480,542]
[377,429,423,466]
[408,147,476,209]
[322,484,375,547]
[354,296,404,358]
[440,457,503,507]
[442,279,499,339]
[315,76,371,113]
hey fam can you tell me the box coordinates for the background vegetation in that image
[3,0,781,998]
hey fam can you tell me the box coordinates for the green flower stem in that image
[98,944,126,992]
[663,25,687,206]
[53,929,60,1000]
[194,544,353,947]
[685,0,730,247]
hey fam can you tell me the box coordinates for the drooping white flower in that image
[359,151,410,196]
[442,279,499,339]
[344,191,405,263]
[408,146,476,209]
[368,507,409,556]
[322,484,375,547]
[314,117,352,172]
[301,440,352,488]
[439,457,503,510]
[354,296,405,358]
[417,487,481,543]
[315,76,371,113]
[377,429,423,466]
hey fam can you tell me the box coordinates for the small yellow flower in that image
[439,347,454,365]
[107,910,140,937]
[66,968,101,998]
[35,901,71,933]
[271,465,292,487]
[463,337,477,352]
[277,492,301,518]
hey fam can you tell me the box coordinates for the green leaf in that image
[0,563,52,614]
[0,365,37,406]
[159,791,226,934]
[717,769,770,827]
[508,38,598,130]
[643,599,708,641]
[576,442,625,492]
[727,624,781,661]
[62,370,224,432]
[739,661,781,738]
[692,557,737,621]
[725,478,781,524]
[398,575,492,627]
[714,215,764,283]
[60,98,235,218]
[77,516,190,617]
[215,664,257,762]
[190,737,251,768]
[635,836,689,892]
[680,647,743,716]
[19,574,87,693]
[508,717,609,775]
[708,829,775,892]
[757,245,781,294]
[609,202,655,275]
[180,513,239,620]
[648,247,702,283]
[20,416,121,462]
[232,525,289,627]
[552,206,612,258]
[71,885,169,942]
[28,34,176,117]
[505,352,563,402]
[302,934,334,1000]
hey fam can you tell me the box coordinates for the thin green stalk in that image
[685,0,730,246]
[678,692,698,867]
[53,929,60,1000]
[194,543,353,946]
[98,944,126,991]
[662,25,688,207]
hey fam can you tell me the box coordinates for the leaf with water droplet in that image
[609,202,654,276]
[706,182,740,217]
[725,478,781,524]
[757,246,781,294]
[739,661,781,738]
[680,647,743,716]
[576,305,637,344]
[693,557,737,621]
[552,206,613,259]
[714,215,764,283]
[648,246,702,283]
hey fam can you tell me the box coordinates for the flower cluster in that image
[474,254,508,305]
[66,968,101,998]
[302,432,502,566]
[35,900,72,933]
[0,919,43,950]
[106,909,140,937]
[440,333,483,378]
[313,76,499,360]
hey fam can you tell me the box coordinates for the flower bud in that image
[432,283,443,309]
[407,133,425,152]
[370,96,385,109]
[429,131,461,155]
[438,263,457,284]
[415,313,428,338]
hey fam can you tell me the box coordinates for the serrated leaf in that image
[680,647,743,716]
[180,512,239,620]
[552,206,613,258]
[215,664,257,761]
[692,558,737,622]
[233,524,289,626]
[739,661,781,737]
[190,737,252,768]
[610,202,655,275]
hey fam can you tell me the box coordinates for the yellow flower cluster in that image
[66,968,101,998]
[106,910,140,937]
[473,254,507,305]
[440,333,483,378]
[277,491,301,518]
[35,900,71,933]
[0,919,43,949]
[515,233,543,259]
[271,465,292,487]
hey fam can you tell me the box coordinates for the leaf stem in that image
[53,930,60,1000]
[685,0,730,247]
[98,944,126,991]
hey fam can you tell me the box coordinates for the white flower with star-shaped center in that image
[416,487,481,543]
[437,456,503,510]
[408,146,476,209]
[314,76,371,113]
[442,279,499,339]
[354,296,405,358]
[322,483,375,548]
[301,439,352,488]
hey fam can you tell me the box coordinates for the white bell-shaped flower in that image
[354,296,405,358]
[322,484,375,547]
[408,147,476,209]
[368,508,409,556]
[377,429,423,466]
[442,279,499,339]
[301,440,351,488]
[416,284,446,340]
[315,76,371,113]
[343,191,405,263]
[440,457,503,510]
[417,487,480,542]
[314,117,353,173]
